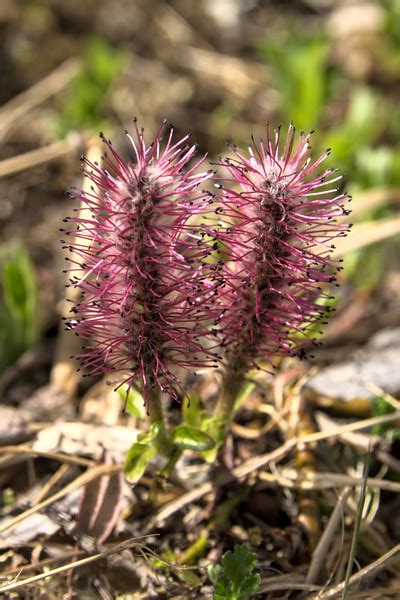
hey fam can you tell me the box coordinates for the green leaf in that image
[371,395,395,436]
[171,425,215,452]
[258,33,328,130]
[137,421,162,444]
[0,244,40,372]
[177,569,203,586]
[124,441,157,484]
[208,564,223,584]
[183,391,202,427]
[210,545,260,600]
[237,574,261,599]
[223,545,257,591]
[213,575,231,600]
[118,385,146,419]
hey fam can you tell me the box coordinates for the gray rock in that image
[305,327,400,401]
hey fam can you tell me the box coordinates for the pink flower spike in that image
[63,122,217,403]
[215,124,351,370]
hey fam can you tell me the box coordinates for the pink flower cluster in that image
[62,122,350,400]
[62,122,220,402]
[214,124,350,371]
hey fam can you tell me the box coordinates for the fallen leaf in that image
[77,450,123,544]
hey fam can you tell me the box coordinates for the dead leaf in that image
[33,422,140,461]
[77,450,123,544]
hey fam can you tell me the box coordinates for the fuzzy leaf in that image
[171,425,215,451]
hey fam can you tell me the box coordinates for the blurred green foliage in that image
[257,6,400,190]
[257,1,400,293]
[258,33,330,132]
[0,244,40,372]
[59,37,126,135]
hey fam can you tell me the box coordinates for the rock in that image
[305,327,400,402]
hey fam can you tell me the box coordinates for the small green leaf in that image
[183,391,202,427]
[137,421,162,444]
[223,545,257,591]
[171,425,215,451]
[210,544,260,600]
[233,382,255,412]
[58,36,126,134]
[124,441,157,484]
[118,385,146,419]
[237,574,261,599]
[208,564,223,584]
[177,569,203,586]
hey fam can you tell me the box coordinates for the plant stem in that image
[212,369,246,447]
[147,387,173,457]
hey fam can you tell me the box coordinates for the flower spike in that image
[215,124,351,371]
[63,123,216,403]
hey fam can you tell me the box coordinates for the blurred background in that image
[1,0,400,379]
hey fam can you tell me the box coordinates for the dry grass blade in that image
[0,536,156,594]
[345,187,400,221]
[306,488,352,585]
[342,452,371,599]
[310,543,400,598]
[0,138,80,179]
[0,57,81,139]
[0,445,94,467]
[333,216,400,257]
[35,464,71,504]
[257,581,321,594]
[77,451,123,544]
[0,550,86,580]
[259,468,400,493]
[0,463,122,536]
